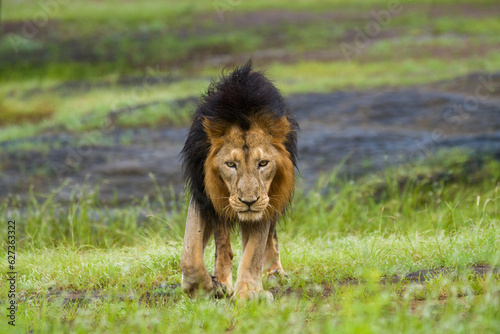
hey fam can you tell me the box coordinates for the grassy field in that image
[1,0,500,332]
[0,150,499,332]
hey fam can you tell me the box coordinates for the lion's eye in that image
[258,160,269,167]
[226,161,236,168]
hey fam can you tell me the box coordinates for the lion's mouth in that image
[236,207,265,221]
[239,209,259,214]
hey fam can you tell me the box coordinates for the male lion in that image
[180,61,298,301]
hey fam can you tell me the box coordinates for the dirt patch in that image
[428,72,500,98]
[0,104,54,126]
[23,76,187,97]
[2,20,60,38]
[208,4,500,29]
[386,265,499,284]
[212,10,370,28]
[426,3,500,18]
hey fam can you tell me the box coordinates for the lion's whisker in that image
[222,203,231,216]
[267,204,281,216]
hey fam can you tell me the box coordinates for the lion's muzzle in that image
[229,194,269,222]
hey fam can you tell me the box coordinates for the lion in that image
[179,61,298,301]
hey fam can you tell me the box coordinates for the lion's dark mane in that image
[180,61,299,221]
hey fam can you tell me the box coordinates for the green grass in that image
[0,149,499,332]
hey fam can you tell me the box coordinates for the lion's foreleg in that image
[263,220,287,276]
[213,223,234,296]
[181,199,214,296]
[232,221,273,301]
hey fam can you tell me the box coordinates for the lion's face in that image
[215,126,279,221]
[204,116,295,222]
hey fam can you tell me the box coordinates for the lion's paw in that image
[211,277,233,299]
[265,268,288,277]
[231,289,274,303]
[181,273,214,297]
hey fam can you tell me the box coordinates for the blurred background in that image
[1,0,499,207]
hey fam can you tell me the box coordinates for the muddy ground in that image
[1,72,500,205]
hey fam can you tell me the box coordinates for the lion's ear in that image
[203,118,227,142]
[271,116,292,142]
[252,114,292,143]
[256,115,292,144]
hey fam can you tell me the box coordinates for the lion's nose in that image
[239,197,259,207]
